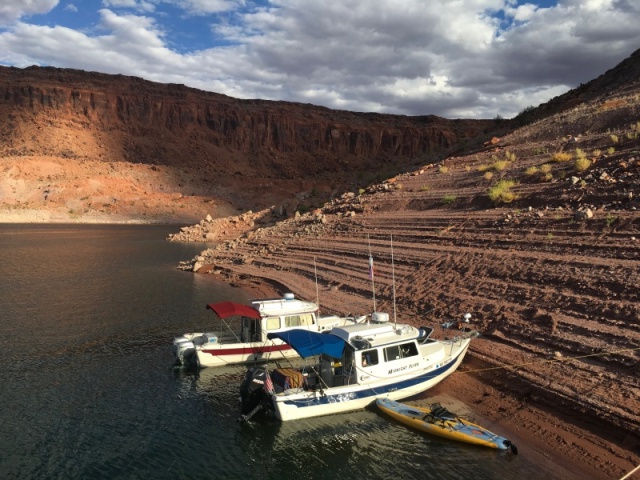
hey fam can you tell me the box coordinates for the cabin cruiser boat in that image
[172,293,365,368]
[239,312,478,421]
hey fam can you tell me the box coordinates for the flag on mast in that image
[369,254,374,279]
[263,370,275,395]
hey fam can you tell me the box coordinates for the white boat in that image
[239,312,479,421]
[172,293,365,368]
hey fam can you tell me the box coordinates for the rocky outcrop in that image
[0,66,492,172]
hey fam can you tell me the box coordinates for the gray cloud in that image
[0,0,638,119]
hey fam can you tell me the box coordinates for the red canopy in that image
[206,301,261,319]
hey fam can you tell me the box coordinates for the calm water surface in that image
[0,225,580,479]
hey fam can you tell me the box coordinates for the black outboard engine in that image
[239,366,271,419]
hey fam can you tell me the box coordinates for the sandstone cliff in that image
[0,66,494,222]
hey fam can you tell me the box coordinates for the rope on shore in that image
[619,463,640,480]
[457,346,640,375]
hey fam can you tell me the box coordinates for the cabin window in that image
[265,317,281,330]
[362,349,379,367]
[384,345,401,361]
[284,315,299,327]
[284,313,314,327]
[384,342,418,362]
[300,313,314,326]
[401,342,418,358]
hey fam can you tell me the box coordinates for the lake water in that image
[0,224,582,479]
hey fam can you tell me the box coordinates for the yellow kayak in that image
[376,398,517,454]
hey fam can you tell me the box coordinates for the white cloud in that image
[102,1,156,13]
[0,0,59,26]
[0,0,639,118]
[164,0,243,15]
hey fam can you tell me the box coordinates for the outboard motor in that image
[172,337,196,367]
[239,366,271,418]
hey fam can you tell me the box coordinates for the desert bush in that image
[488,179,519,204]
[592,149,602,157]
[493,160,509,171]
[607,147,616,155]
[533,147,548,155]
[525,166,539,176]
[441,195,456,204]
[551,152,573,162]
[575,148,587,159]
[439,166,449,174]
[420,185,429,191]
[539,164,553,174]
[610,134,619,143]
[483,172,493,181]
[575,157,591,172]
[543,172,553,182]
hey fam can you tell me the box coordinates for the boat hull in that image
[271,337,472,421]
[196,342,298,367]
[376,397,516,451]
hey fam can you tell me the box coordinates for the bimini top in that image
[267,330,345,359]
[206,301,261,319]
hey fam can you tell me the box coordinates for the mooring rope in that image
[619,463,640,480]
[456,346,640,375]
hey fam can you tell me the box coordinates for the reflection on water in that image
[0,225,579,480]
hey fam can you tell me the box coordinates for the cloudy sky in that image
[0,1,638,119]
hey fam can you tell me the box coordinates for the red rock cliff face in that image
[0,66,498,218]
[0,66,491,176]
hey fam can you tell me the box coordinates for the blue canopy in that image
[267,330,345,359]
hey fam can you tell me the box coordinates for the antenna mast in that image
[368,234,376,313]
[314,256,320,317]
[391,235,397,328]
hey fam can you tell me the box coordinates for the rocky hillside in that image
[174,51,640,479]
[0,66,493,223]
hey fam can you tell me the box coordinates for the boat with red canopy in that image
[172,293,365,368]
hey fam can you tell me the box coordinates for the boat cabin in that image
[206,294,320,344]
[317,321,436,387]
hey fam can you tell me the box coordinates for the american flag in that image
[263,371,275,395]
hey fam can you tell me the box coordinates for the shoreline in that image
[0,209,192,225]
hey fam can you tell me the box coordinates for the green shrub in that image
[539,164,553,174]
[607,147,616,155]
[551,152,573,162]
[493,160,509,171]
[610,134,619,144]
[441,195,457,204]
[483,172,493,181]
[488,179,519,204]
[575,157,591,172]
[525,166,539,176]
[605,214,617,227]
